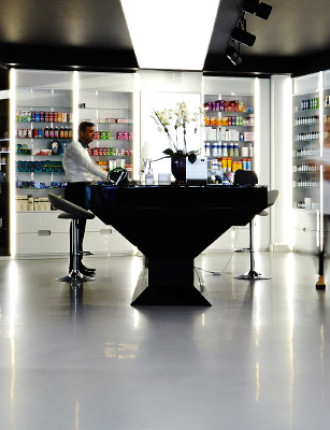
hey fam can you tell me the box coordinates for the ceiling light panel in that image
[120,0,220,70]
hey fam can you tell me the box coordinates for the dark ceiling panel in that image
[0,0,138,70]
[0,0,133,49]
[205,0,330,75]
[0,0,330,74]
[243,0,330,56]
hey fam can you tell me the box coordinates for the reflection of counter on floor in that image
[88,185,268,306]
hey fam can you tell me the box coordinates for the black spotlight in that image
[244,0,259,14]
[226,46,243,66]
[257,3,272,20]
[231,27,256,47]
[243,0,272,20]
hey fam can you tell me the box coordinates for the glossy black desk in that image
[87,185,268,306]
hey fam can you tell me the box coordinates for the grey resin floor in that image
[0,251,330,430]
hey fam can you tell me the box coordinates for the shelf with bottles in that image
[204,116,254,128]
[16,159,64,174]
[16,141,67,157]
[204,98,254,129]
[204,141,254,159]
[293,142,320,158]
[94,158,130,174]
[293,132,320,144]
[204,127,254,144]
[16,153,64,158]
[79,103,131,112]
[204,98,254,113]
[325,94,330,108]
[84,118,133,126]
[0,133,9,181]
[15,106,74,158]
[16,109,73,123]
[293,188,319,213]
[16,179,66,188]
[293,163,319,174]
[292,187,320,214]
[293,95,320,114]
[80,109,133,126]
[293,104,320,144]
[209,157,253,173]
[90,151,133,158]
[16,126,73,140]
[324,95,330,139]
[91,130,133,141]
[293,114,320,127]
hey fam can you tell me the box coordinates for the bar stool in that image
[48,193,95,287]
[232,170,279,280]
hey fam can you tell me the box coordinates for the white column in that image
[270,75,292,251]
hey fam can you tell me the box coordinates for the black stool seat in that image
[48,194,95,220]
[48,193,95,286]
[58,212,94,220]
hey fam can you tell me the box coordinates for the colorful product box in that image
[244,132,255,141]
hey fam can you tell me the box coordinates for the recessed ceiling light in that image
[120,0,220,70]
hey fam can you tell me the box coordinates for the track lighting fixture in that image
[243,0,272,20]
[226,45,243,66]
[226,0,271,67]
[231,27,256,47]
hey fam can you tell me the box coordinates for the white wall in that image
[139,71,203,179]
[270,75,292,251]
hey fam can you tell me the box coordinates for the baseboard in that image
[268,244,291,252]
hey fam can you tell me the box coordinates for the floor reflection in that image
[70,283,84,320]
[1,253,330,430]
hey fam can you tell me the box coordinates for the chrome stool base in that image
[234,270,272,280]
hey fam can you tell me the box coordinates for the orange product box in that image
[221,157,228,170]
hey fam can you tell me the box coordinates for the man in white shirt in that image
[63,121,108,277]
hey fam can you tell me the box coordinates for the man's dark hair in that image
[79,121,95,133]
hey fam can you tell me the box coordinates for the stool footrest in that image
[56,272,95,283]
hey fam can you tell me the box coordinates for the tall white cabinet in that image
[202,76,271,253]
[291,71,330,254]
[13,70,137,257]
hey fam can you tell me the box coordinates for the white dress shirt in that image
[63,140,108,183]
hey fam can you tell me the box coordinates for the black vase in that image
[171,157,186,184]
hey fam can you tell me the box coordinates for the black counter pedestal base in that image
[131,267,211,306]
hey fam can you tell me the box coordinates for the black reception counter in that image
[87,185,268,306]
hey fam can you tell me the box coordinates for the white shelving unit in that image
[12,70,137,257]
[78,75,134,177]
[291,73,322,253]
[203,94,255,181]
[202,76,272,253]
